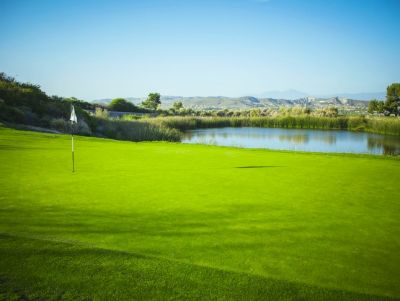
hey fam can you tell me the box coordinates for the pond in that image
[182,127,400,155]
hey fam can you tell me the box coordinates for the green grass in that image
[0,126,399,300]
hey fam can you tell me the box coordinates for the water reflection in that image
[182,127,400,155]
[278,134,309,144]
[367,135,400,155]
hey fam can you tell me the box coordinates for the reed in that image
[146,116,400,136]
[365,116,400,136]
[95,118,182,142]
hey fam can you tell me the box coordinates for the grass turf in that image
[0,126,399,300]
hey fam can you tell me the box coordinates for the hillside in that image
[93,95,370,110]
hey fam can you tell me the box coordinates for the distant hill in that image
[92,95,371,110]
[318,92,385,101]
[257,89,309,100]
[256,90,385,101]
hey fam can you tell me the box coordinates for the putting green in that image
[0,127,399,300]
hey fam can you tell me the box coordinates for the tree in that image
[368,99,384,114]
[172,101,183,111]
[385,83,400,115]
[141,93,161,110]
[377,101,385,113]
[108,98,138,112]
[368,100,378,114]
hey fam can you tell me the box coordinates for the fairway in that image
[0,127,399,300]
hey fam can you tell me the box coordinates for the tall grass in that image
[94,118,182,142]
[364,117,400,136]
[146,116,400,136]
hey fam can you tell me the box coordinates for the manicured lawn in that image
[0,126,399,300]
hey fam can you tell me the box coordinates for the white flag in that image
[70,105,78,124]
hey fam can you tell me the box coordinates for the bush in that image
[95,107,109,119]
[50,118,92,135]
[50,118,71,133]
[0,103,26,124]
[0,72,95,130]
[108,98,138,112]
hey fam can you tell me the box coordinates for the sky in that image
[0,0,399,100]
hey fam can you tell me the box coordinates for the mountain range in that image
[157,96,370,110]
[92,91,381,110]
[255,89,385,101]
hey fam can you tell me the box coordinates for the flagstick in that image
[70,104,77,173]
[72,132,75,172]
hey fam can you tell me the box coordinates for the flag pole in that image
[72,130,75,172]
[70,105,77,173]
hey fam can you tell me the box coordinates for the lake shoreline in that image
[182,127,400,156]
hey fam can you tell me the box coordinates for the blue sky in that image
[0,0,399,99]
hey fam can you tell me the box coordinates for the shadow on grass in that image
[0,234,397,301]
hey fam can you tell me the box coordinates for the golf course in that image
[0,126,399,300]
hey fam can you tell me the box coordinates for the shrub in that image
[50,118,92,135]
[50,118,71,133]
[95,107,109,119]
[108,98,138,112]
